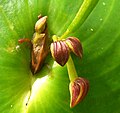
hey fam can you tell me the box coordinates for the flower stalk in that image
[66,55,78,81]
[67,55,89,108]
[60,0,99,39]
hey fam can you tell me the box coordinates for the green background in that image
[0,0,120,113]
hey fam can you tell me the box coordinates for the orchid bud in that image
[50,41,69,66]
[66,37,83,58]
[69,77,89,108]
[35,16,47,33]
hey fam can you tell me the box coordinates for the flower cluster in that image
[50,36,89,108]
[50,37,83,66]
[18,14,89,108]
[18,15,49,74]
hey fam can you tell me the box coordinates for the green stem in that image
[52,35,59,41]
[60,0,99,39]
[67,55,78,81]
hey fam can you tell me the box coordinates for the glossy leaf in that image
[0,0,120,113]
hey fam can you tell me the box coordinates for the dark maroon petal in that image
[50,41,69,66]
[59,41,69,66]
[66,37,83,58]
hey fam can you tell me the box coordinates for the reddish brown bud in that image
[50,41,69,66]
[66,37,83,58]
[69,77,89,108]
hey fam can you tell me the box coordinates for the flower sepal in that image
[66,37,83,58]
[50,40,70,66]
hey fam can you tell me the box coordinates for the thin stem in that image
[60,0,99,39]
[52,35,59,41]
[67,55,78,81]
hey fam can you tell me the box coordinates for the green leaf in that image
[0,0,120,113]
